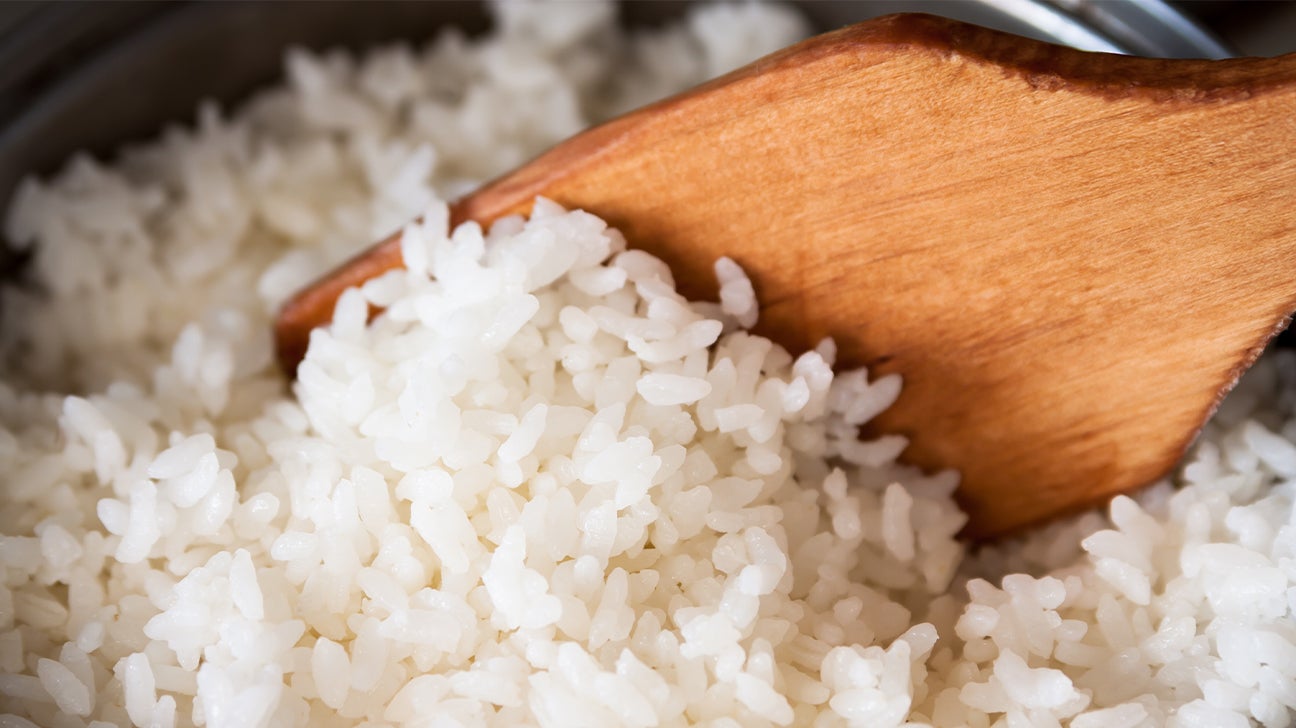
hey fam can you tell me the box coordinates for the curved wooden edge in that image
[456,14,1296,234]
[273,12,1296,375]
[273,229,404,376]
[613,13,1296,120]
[961,303,1296,540]
[1178,306,1296,470]
[847,14,1296,98]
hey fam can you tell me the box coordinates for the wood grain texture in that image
[275,14,1296,537]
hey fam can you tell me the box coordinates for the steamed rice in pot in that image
[1,3,1294,727]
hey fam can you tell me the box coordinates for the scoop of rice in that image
[1,3,1294,727]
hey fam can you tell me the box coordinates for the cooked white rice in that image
[2,3,1294,727]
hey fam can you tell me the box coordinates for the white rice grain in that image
[312,637,351,710]
[36,657,91,716]
[636,372,713,406]
[715,256,758,329]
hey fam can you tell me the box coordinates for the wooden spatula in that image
[274,14,1296,538]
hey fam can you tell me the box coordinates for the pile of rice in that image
[2,3,1294,727]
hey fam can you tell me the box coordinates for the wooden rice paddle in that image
[274,14,1296,538]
